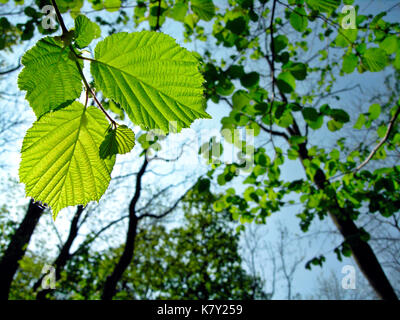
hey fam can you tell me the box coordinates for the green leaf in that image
[226,17,247,35]
[379,35,398,55]
[191,0,215,21]
[19,102,115,217]
[288,148,299,160]
[216,78,234,96]
[240,72,259,88]
[327,119,343,132]
[362,48,388,72]
[335,29,358,47]
[74,15,101,48]
[88,0,121,12]
[306,0,340,13]
[232,90,250,109]
[90,31,209,133]
[18,37,83,118]
[149,2,167,29]
[277,72,296,93]
[368,103,381,120]
[105,0,121,12]
[287,62,307,80]
[342,52,358,74]
[273,35,288,53]
[353,113,366,129]
[394,49,400,70]
[169,1,188,22]
[276,111,293,128]
[302,107,319,122]
[100,125,135,159]
[290,7,308,32]
[302,107,323,129]
[226,65,245,79]
[330,109,350,123]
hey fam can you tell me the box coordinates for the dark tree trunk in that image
[33,205,85,300]
[328,205,398,300]
[100,155,189,300]
[294,126,398,300]
[0,199,44,300]
[101,214,139,300]
[258,0,398,299]
[101,157,148,300]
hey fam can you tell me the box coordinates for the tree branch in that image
[50,0,68,35]
[138,187,191,220]
[0,64,21,75]
[356,105,400,171]
[155,0,162,31]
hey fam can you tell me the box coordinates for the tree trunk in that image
[101,214,138,300]
[296,136,398,300]
[34,205,84,299]
[101,157,148,300]
[0,199,44,300]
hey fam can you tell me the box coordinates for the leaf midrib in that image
[93,59,204,115]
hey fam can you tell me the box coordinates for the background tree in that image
[29,182,267,299]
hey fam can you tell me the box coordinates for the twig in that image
[50,0,117,127]
[50,0,68,35]
[0,64,21,75]
[74,59,117,128]
[268,0,277,102]
[259,123,289,141]
[155,0,162,31]
[138,187,191,220]
[356,105,400,171]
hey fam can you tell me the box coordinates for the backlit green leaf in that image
[362,48,387,72]
[19,102,115,217]
[290,7,308,32]
[74,15,101,48]
[169,0,188,22]
[287,62,307,80]
[354,113,366,129]
[327,119,343,132]
[342,52,358,74]
[306,0,340,13]
[99,125,136,159]
[90,31,209,133]
[18,37,83,117]
[277,72,296,93]
[191,0,215,21]
[379,36,398,55]
[368,103,381,120]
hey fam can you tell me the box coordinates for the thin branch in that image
[312,85,361,109]
[74,59,117,128]
[0,64,21,75]
[268,0,277,102]
[138,187,191,220]
[155,0,162,31]
[259,123,290,141]
[50,0,117,127]
[129,156,149,215]
[50,0,68,35]
[356,105,400,171]
[71,214,129,257]
[136,180,187,213]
